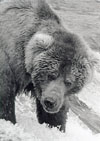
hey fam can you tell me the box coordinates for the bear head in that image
[25,29,93,114]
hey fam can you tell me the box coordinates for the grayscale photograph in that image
[0,0,100,140]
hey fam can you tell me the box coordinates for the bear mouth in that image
[43,106,60,114]
[41,99,62,114]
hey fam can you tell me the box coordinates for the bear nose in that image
[44,97,56,109]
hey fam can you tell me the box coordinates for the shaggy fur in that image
[0,0,94,132]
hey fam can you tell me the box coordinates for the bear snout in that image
[44,97,57,109]
[41,95,62,114]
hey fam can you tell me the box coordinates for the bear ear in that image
[25,33,54,73]
[33,33,54,49]
[88,48,100,72]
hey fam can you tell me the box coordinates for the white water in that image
[0,67,100,141]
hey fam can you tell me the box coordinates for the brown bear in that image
[0,0,93,132]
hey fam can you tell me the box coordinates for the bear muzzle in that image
[41,94,63,114]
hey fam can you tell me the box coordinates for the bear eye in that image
[64,79,72,87]
[48,71,59,81]
[48,74,56,81]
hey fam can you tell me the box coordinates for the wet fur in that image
[0,0,93,132]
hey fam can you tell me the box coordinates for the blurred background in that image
[46,0,100,52]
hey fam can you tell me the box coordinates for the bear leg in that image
[0,94,16,124]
